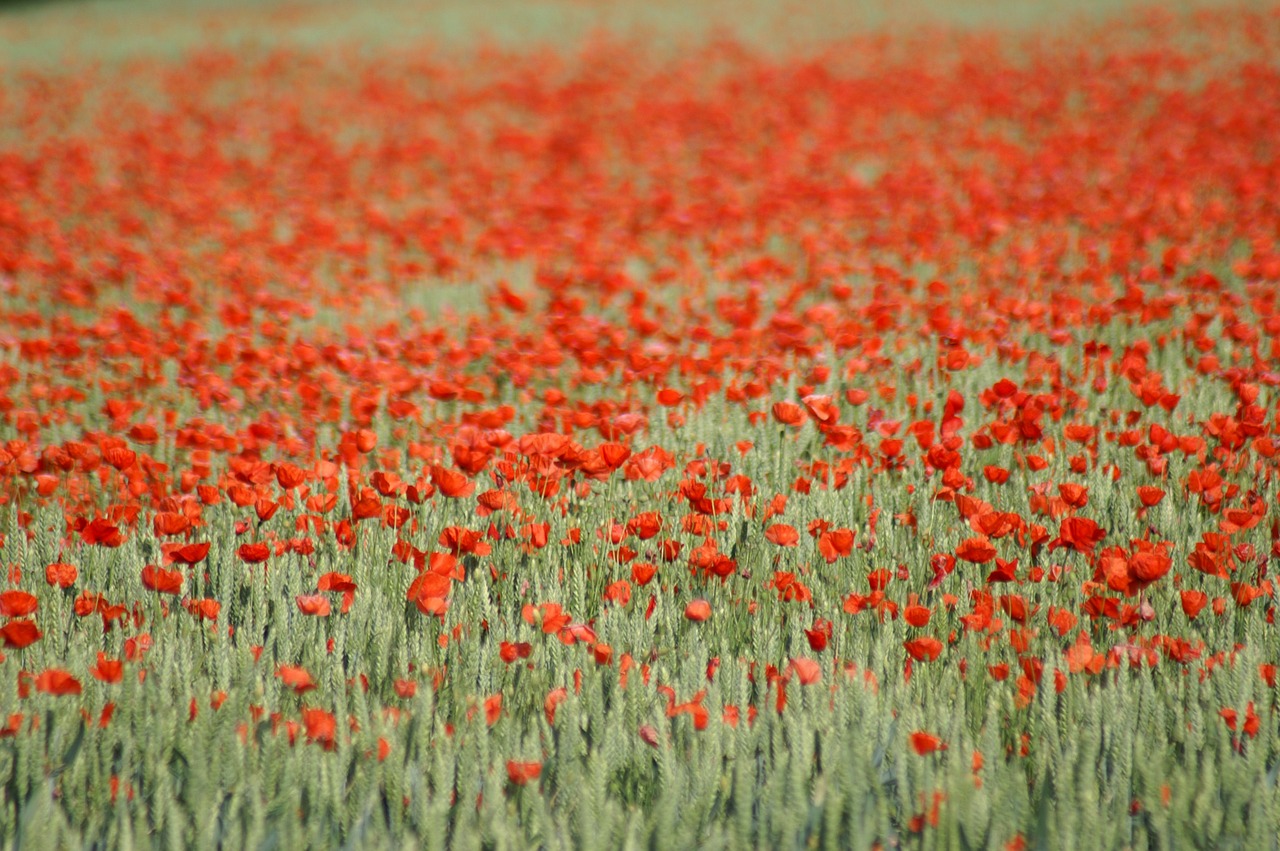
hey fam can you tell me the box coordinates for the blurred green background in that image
[0,0,1263,67]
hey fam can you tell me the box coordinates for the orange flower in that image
[277,665,316,694]
[790,657,821,685]
[684,599,712,621]
[296,594,331,617]
[141,564,184,595]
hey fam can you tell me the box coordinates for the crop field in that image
[2,0,1280,847]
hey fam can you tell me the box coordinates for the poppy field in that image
[3,2,1280,847]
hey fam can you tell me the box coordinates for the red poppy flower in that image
[90,653,124,684]
[81,519,124,548]
[817,528,856,562]
[277,665,316,694]
[0,620,41,649]
[168,543,211,565]
[904,637,943,662]
[1053,517,1106,553]
[186,599,221,621]
[904,599,932,628]
[1180,590,1209,619]
[771,402,805,427]
[544,687,568,725]
[45,563,77,588]
[35,668,82,696]
[296,594,331,617]
[484,693,502,726]
[0,591,37,617]
[431,466,475,499]
[790,657,821,685]
[499,641,533,664]
[656,388,684,406]
[955,537,997,564]
[764,523,799,546]
[506,761,542,785]
[910,732,947,755]
[801,395,839,425]
[141,565,184,595]
[301,708,337,748]
[685,599,712,621]
[1136,486,1165,507]
[631,562,657,585]
[804,619,833,652]
[238,542,271,564]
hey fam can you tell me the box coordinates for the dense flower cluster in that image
[1,4,1279,846]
